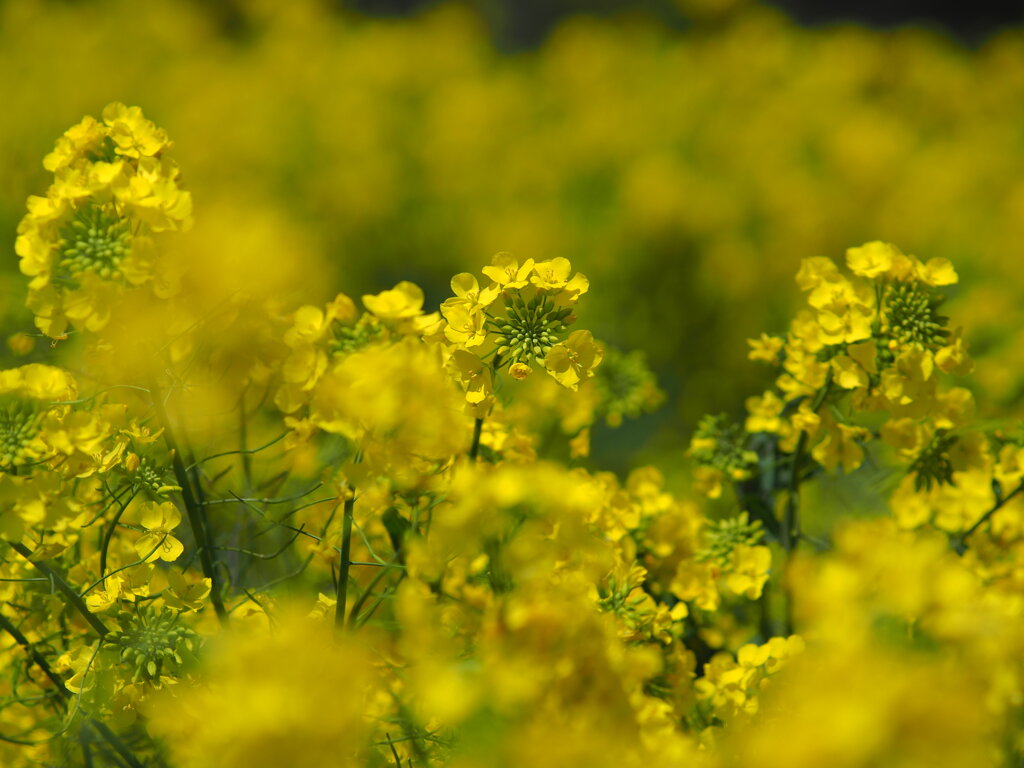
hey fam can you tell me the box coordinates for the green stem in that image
[779,378,832,635]
[148,375,228,624]
[99,490,135,578]
[8,541,109,639]
[348,553,399,629]
[782,379,832,552]
[335,494,355,630]
[954,479,1024,555]
[469,417,484,461]
[84,719,144,768]
[0,610,69,697]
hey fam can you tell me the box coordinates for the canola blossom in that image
[0,86,1022,768]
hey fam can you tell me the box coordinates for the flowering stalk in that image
[335,494,355,630]
[952,478,1024,555]
[8,541,110,639]
[469,416,484,461]
[149,375,228,624]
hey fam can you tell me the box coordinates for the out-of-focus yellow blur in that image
[4,0,1024,461]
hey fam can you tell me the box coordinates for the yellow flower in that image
[935,327,972,375]
[509,362,532,380]
[530,256,574,290]
[134,501,183,563]
[17,105,190,337]
[163,569,212,613]
[481,252,535,290]
[845,240,899,278]
[745,391,784,434]
[831,354,869,390]
[447,272,499,310]
[441,302,488,348]
[451,349,494,406]
[147,611,377,768]
[569,428,590,459]
[915,257,958,287]
[102,102,172,159]
[817,301,874,345]
[795,256,842,294]
[544,330,604,390]
[0,364,77,402]
[725,544,771,599]
[812,421,870,473]
[43,115,106,172]
[746,333,784,364]
[362,281,424,320]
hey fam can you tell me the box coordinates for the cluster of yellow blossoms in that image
[1,107,1021,768]
[15,103,191,338]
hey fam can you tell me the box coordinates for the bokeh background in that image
[4,0,1024,473]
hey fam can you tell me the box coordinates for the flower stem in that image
[335,494,356,630]
[0,610,69,696]
[779,377,831,634]
[782,379,832,553]
[7,541,109,639]
[148,374,228,624]
[953,479,1024,554]
[469,417,484,461]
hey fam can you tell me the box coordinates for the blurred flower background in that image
[3,0,1024,475]
[4,4,1024,767]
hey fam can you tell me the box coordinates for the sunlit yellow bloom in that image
[43,115,106,173]
[544,330,603,390]
[450,349,494,406]
[725,544,771,599]
[441,301,488,347]
[481,252,535,290]
[812,421,870,473]
[915,256,958,286]
[935,327,972,375]
[746,333,784,364]
[362,280,424,320]
[745,390,784,433]
[102,102,172,159]
[530,257,573,291]
[134,501,184,563]
[509,362,532,380]
[448,272,499,310]
[845,240,899,278]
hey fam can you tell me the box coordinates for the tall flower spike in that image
[16,103,190,337]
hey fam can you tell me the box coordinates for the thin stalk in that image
[0,611,69,697]
[779,377,831,635]
[348,554,400,629]
[953,479,1024,555]
[469,417,484,461]
[99,490,136,578]
[148,374,227,624]
[84,720,144,768]
[8,542,109,639]
[335,494,355,630]
[782,379,832,552]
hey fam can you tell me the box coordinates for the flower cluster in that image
[1,107,1022,768]
[15,103,191,338]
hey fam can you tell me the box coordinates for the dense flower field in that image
[2,2,1023,767]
